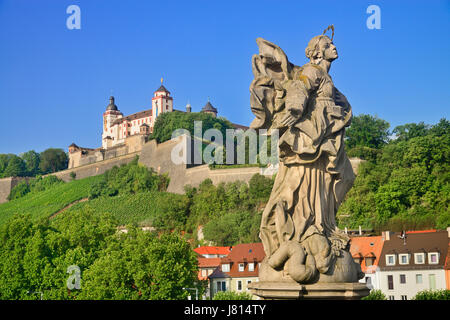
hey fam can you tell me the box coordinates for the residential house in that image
[194,246,232,299]
[378,229,449,300]
[208,243,265,299]
[349,235,384,290]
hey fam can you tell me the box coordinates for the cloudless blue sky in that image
[0,0,449,154]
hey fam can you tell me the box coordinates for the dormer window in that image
[365,257,375,267]
[248,263,255,272]
[238,263,245,272]
[221,264,230,272]
[386,254,396,266]
[428,252,439,264]
[414,253,425,264]
[399,254,410,265]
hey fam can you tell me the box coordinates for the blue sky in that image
[0,0,449,154]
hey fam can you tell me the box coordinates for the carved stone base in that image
[248,281,370,300]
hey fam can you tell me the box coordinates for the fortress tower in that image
[152,78,173,120]
[102,96,123,149]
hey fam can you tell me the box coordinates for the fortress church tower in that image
[102,96,123,149]
[152,78,173,120]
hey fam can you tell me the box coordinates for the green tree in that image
[345,114,390,149]
[338,118,449,231]
[392,122,429,142]
[21,150,41,176]
[0,154,14,177]
[78,230,199,300]
[3,155,26,177]
[151,111,234,144]
[39,148,68,174]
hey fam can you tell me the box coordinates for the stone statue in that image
[250,26,364,284]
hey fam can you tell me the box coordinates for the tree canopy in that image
[338,117,449,232]
[345,114,390,150]
[0,148,68,178]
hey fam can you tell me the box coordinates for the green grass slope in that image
[0,175,103,225]
[65,191,189,227]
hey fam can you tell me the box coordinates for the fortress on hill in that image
[68,81,224,169]
[0,81,363,203]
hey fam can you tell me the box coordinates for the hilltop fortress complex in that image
[68,82,221,169]
[0,81,362,203]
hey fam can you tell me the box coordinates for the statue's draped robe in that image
[257,62,355,257]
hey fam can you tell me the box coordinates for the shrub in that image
[7,181,30,200]
[213,291,253,300]
[361,289,386,300]
[413,289,450,300]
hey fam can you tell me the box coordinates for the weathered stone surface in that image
[249,26,368,297]
[248,281,370,300]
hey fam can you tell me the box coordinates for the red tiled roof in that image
[209,243,265,279]
[194,246,232,256]
[198,257,222,268]
[349,236,384,274]
[405,229,436,234]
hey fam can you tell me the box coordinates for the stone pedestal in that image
[248,281,370,300]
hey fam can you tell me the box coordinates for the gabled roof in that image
[198,257,222,268]
[111,109,152,126]
[378,230,449,270]
[209,243,265,279]
[194,246,232,256]
[349,235,384,274]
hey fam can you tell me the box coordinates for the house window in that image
[399,254,409,265]
[354,257,361,264]
[387,275,394,290]
[221,264,230,272]
[201,269,207,277]
[238,263,244,272]
[388,296,395,300]
[248,263,254,272]
[216,281,227,292]
[386,254,396,266]
[428,252,439,264]
[365,277,372,286]
[416,274,423,284]
[237,280,242,291]
[400,274,406,284]
[365,257,374,266]
[429,274,436,290]
[415,253,425,264]
[401,295,407,300]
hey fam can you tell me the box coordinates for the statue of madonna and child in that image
[248,26,367,295]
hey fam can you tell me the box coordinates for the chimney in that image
[359,226,362,236]
[383,231,391,241]
[447,227,450,238]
